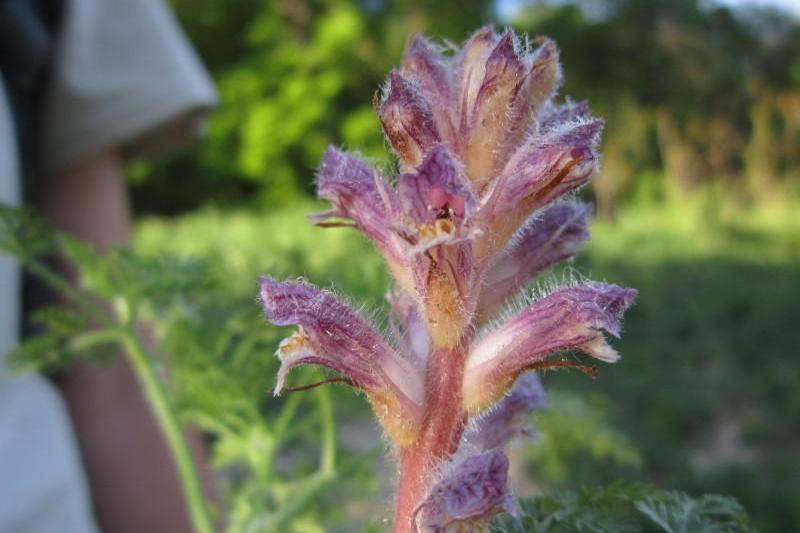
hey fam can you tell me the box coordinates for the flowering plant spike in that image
[259,27,636,532]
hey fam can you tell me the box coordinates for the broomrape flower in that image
[259,26,636,533]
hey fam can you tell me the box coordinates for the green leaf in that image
[492,484,754,533]
[0,203,55,260]
[59,234,212,307]
[635,492,753,533]
[6,307,117,373]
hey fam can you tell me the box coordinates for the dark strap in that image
[0,0,66,341]
[0,0,65,192]
[0,0,52,90]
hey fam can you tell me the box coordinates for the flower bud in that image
[402,35,457,146]
[464,31,528,190]
[379,71,441,169]
[413,451,517,532]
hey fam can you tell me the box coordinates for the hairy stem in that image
[394,343,468,533]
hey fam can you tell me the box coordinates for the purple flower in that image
[477,201,592,321]
[466,373,548,451]
[314,145,479,348]
[259,26,637,532]
[259,278,424,444]
[476,117,604,259]
[413,451,517,532]
[378,71,442,170]
[464,283,637,412]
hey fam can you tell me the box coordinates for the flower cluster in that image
[260,27,636,532]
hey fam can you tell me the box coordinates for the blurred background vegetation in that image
[136,0,800,214]
[125,0,800,530]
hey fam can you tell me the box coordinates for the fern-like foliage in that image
[0,204,55,259]
[491,483,754,533]
[1,202,376,531]
[634,492,754,533]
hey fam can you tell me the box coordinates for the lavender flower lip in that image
[259,26,636,533]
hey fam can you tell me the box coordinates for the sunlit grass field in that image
[135,194,800,532]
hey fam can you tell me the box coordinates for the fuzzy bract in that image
[413,451,517,532]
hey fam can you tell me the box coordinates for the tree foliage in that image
[128,0,800,214]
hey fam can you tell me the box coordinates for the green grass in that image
[134,195,800,532]
[136,201,388,306]
[555,196,800,532]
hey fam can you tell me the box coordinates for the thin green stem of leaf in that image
[121,332,215,533]
[26,259,113,327]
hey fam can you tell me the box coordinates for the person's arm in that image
[36,150,213,533]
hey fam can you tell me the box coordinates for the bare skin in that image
[36,151,214,533]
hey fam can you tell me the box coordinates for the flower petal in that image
[396,145,476,235]
[387,286,429,363]
[378,71,442,169]
[312,146,422,294]
[457,26,500,134]
[477,117,603,260]
[478,201,591,321]
[464,30,528,188]
[522,37,562,119]
[498,117,604,212]
[463,282,636,413]
[259,278,423,443]
[539,98,590,133]
[313,147,401,255]
[414,451,517,532]
[390,147,481,347]
[466,372,548,451]
[500,37,563,173]
[401,35,457,146]
[420,248,477,348]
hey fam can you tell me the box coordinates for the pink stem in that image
[393,343,467,533]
